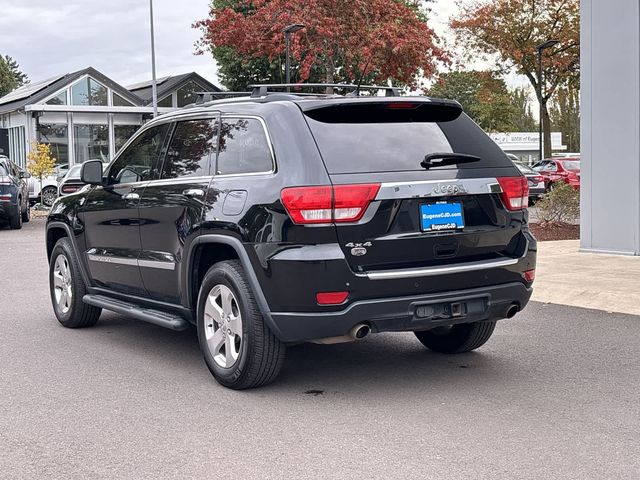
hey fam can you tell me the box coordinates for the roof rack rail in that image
[195,91,251,104]
[248,83,401,98]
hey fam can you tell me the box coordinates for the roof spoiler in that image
[301,98,463,123]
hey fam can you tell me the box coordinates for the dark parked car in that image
[0,155,31,229]
[532,157,580,191]
[46,84,537,389]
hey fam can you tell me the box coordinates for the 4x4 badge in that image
[345,242,372,256]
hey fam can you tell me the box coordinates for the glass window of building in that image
[176,81,205,107]
[216,118,273,175]
[113,92,134,107]
[71,77,108,106]
[37,123,69,166]
[114,125,140,153]
[46,92,67,105]
[74,124,109,163]
[158,95,173,108]
[162,119,217,179]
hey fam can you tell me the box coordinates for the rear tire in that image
[41,186,57,207]
[9,202,22,230]
[414,321,497,353]
[49,237,101,328]
[197,260,285,390]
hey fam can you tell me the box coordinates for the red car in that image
[532,157,580,191]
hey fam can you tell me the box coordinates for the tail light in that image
[533,175,544,183]
[523,269,536,283]
[61,185,80,194]
[281,184,380,224]
[497,176,529,211]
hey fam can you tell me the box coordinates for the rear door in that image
[138,115,218,304]
[302,100,528,274]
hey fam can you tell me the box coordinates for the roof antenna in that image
[350,58,371,97]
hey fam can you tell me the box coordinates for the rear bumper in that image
[271,282,532,343]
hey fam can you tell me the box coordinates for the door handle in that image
[182,189,205,198]
[122,192,140,201]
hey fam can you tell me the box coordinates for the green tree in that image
[429,70,516,132]
[509,87,538,132]
[0,55,29,97]
[549,86,580,153]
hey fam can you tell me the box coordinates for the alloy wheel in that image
[53,254,73,314]
[204,284,243,368]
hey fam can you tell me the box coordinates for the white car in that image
[27,163,68,206]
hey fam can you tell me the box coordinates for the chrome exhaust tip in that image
[350,323,371,340]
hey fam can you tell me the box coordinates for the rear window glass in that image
[560,160,580,171]
[305,113,512,174]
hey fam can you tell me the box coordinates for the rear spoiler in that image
[299,97,463,123]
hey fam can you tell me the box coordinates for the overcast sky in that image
[0,0,218,88]
[0,0,527,91]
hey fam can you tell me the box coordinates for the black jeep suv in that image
[46,85,536,389]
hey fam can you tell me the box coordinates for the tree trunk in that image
[542,101,552,158]
[324,55,335,94]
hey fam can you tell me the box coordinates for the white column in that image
[580,0,640,255]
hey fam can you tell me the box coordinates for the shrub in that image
[535,182,580,224]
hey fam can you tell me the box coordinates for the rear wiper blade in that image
[421,153,482,170]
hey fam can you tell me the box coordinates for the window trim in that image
[213,115,276,178]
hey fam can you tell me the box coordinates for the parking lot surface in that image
[1,218,639,479]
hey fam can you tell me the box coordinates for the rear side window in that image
[109,123,171,184]
[216,118,273,175]
[305,113,512,174]
[162,119,217,179]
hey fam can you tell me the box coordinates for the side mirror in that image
[19,171,31,179]
[81,160,104,185]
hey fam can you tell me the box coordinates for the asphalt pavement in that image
[1,218,639,479]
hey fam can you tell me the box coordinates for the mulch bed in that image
[530,222,580,241]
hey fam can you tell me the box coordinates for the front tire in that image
[197,260,285,390]
[414,321,497,353]
[49,237,101,328]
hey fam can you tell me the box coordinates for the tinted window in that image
[216,118,273,175]
[162,119,217,179]
[109,123,170,184]
[305,113,512,174]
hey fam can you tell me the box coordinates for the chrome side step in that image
[83,294,191,331]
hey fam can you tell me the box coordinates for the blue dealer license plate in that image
[420,202,464,232]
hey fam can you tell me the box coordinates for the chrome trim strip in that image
[87,253,138,267]
[357,257,519,280]
[137,259,176,271]
[87,253,175,271]
[376,178,502,200]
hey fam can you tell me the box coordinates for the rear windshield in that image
[305,113,512,174]
[560,160,580,171]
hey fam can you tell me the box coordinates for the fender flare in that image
[46,221,92,289]
[187,235,284,340]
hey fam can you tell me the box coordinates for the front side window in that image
[109,123,170,184]
[161,119,217,179]
[216,118,273,175]
[114,125,140,153]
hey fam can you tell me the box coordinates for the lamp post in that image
[150,0,158,117]
[283,24,305,92]
[536,39,559,161]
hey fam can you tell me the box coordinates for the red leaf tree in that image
[194,0,448,90]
